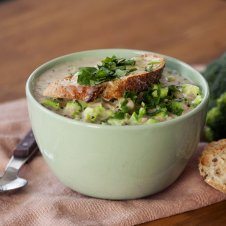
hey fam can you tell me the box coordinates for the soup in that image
[34,55,203,125]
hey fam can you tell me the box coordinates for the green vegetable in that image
[203,53,226,110]
[82,107,97,122]
[168,85,180,97]
[192,95,202,107]
[119,98,129,113]
[129,107,146,124]
[146,118,158,124]
[119,98,135,112]
[202,52,226,141]
[124,91,137,102]
[77,100,88,110]
[204,92,226,141]
[129,112,139,124]
[182,84,200,100]
[63,101,81,118]
[77,56,137,86]
[112,111,125,120]
[119,82,200,123]
[138,107,146,118]
[107,118,127,126]
[82,105,113,123]
[204,126,214,142]
[153,108,168,121]
[112,98,135,120]
[76,67,98,86]
[152,86,168,99]
[142,84,161,107]
[42,99,60,110]
[82,105,113,122]
[167,101,184,116]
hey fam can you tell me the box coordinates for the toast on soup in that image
[199,139,226,194]
[43,54,165,102]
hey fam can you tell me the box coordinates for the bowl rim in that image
[26,48,209,130]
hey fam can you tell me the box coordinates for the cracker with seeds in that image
[199,139,226,193]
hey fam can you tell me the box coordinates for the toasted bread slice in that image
[43,54,165,102]
[199,139,226,194]
[43,75,105,102]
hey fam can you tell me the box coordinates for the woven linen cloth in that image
[0,99,225,226]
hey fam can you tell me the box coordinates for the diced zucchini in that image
[146,118,158,124]
[78,100,88,110]
[138,107,146,118]
[107,118,127,125]
[129,112,139,125]
[129,107,146,125]
[63,101,82,118]
[152,87,168,98]
[192,95,202,107]
[153,111,168,121]
[82,105,113,123]
[168,101,184,116]
[42,99,60,110]
[182,84,200,99]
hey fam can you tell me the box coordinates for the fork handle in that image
[13,130,37,158]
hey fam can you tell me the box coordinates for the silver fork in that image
[0,130,38,192]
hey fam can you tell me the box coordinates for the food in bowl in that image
[27,49,209,199]
[35,54,203,125]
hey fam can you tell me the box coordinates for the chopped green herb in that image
[77,56,137,86]
[124,91,137,102]
[167,101,184,116]
[113,111,125,119]
[115,69,127,77]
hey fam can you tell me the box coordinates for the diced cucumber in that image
[192,95,202,107]
[182,84,200,99]
[168,101,184,116]
[146,118,158,124]
[42,99,60,110]
[63,101,82,117]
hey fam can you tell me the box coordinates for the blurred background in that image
[0,0,226,103]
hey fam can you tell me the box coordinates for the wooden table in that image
[0,0,226,225]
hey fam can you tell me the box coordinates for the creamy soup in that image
[34,56,203,125]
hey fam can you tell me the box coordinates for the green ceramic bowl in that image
[26,49,209,200]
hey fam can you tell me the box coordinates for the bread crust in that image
[43,77,105,102]
[102,67,163,100]
[43,54,165,102]
[199,139,226,194]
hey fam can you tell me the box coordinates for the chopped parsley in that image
[120,84,184,117]
[77,56,137,86]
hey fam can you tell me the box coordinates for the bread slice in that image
[199,139,226,194]
[43,75,105,102]
[43,54,165,102]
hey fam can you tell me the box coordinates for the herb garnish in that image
[115,84,184,117]
[77,56,137,86]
